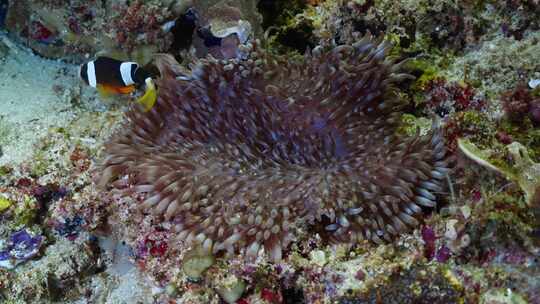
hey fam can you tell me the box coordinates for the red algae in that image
[502,85,533,122]
[28,20,55,43]
[424,78,486,117]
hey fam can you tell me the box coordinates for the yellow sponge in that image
[0,196,12,212]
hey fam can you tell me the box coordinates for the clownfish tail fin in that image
[136,78,157,112]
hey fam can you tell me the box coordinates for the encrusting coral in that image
[98,34,451,262]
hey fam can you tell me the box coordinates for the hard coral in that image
[99,35,450,262]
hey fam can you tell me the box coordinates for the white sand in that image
[0,33,103,166]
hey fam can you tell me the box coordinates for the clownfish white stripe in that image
[120,62,137,86]
[87,60,97,88]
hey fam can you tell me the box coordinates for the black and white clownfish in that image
[79,56,157,111]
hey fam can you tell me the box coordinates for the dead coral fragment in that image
[458,138,540,205]
[99,35,450,261]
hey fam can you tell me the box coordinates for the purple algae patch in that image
[436,245,451,263]
[0,229,44,269]
[53,216,83,240]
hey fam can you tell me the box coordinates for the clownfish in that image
[79,57,157,111]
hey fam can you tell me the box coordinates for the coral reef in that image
[257,0,318,53]
[173,1,263,60]
[0,0,539,303]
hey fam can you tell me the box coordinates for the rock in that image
[182,248,215,281]
[216,275,246,304]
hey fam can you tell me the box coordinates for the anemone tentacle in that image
[99,35,449,262]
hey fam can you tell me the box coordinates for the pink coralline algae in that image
[496,131,513,145]
[12,177,67,206]
[109,0,171,51]
[422,225,437,260]
[29,20,56,44]
[67,4,95,35]
[261,288,283,303]
[530,101,540,126]
[137,231,170,258]
[355,269,366,280]
[99,35,450,262]
[423,227,452,263]
[435,245,451,262]
[471,189,482,203]
[501,85,540,125]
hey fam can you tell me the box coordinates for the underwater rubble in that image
[0,0,539,303]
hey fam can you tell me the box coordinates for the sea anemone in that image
[98,35,450,262]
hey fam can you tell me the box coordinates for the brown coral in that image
[99,35,450,262]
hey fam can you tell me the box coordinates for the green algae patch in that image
[405,57,455,106]
[0,166,12,177]
[29,149,50,177]
[398,114,432,136]
[259,0,316,54]
[408,59,442,91]
[499,119,540,162]
[13,195,40,227]
[0,196,12,212]
[450,111,496,152]
[506,142,540,205]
